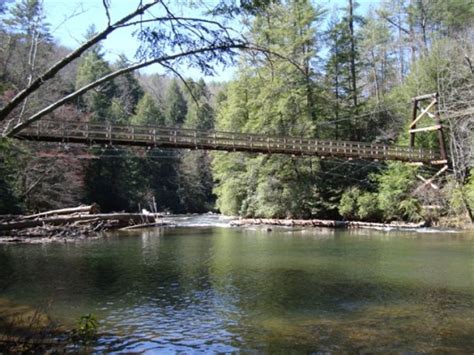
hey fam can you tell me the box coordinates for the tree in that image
[375,162,421,221]
[348,0,358,108]
[1,0,54,129]
[359,13,396,103]
[178,79,216,212]
[113,55,144,117]
[324,13,353,140]
[213,0,324,218]
[183,79,214,130]
[131,93,164,126]
[83,147,145,212]
[75,27,116,122]
[164,79,187,127]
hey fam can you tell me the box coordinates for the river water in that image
[0,216,473,352]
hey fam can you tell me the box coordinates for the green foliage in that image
[131,93,164,126]
[464,169,474,216]
[113,55,144,117]
[75,51,116,122]
[338,187,360,220]
[184,79,214,130]
[356,192,380,221]
[164,80,188,126]
[178,151,215,213]
[70,314,98,346]
[339,162,423,222]
[108,98,128,124]
[374,162,421,222]
[212,153,248,216]
[339,187,381,221]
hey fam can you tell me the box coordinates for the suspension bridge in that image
[13,118,443,165]
[12,94,449,167]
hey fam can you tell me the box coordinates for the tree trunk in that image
[22,204,100,219]
[348,0,358,108]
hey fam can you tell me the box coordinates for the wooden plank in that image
[430,159,448,165]
[417,174,439,190]
[410,99,437,128]
[422,205,442,209]
[413,93,437,101]
[409,124,442,133]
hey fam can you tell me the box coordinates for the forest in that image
[0,0,473,225]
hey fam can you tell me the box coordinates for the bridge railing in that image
[18,119,440,163]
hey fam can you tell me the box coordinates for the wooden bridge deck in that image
[14,120,443,164]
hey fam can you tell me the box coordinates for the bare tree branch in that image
[0,0,160,122]
[102,0,111,26]
[4,43,252,137]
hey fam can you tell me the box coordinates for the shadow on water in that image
[0,223,473,352]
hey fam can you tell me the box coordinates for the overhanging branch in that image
[5,43,251,137]
[0,0,159,122]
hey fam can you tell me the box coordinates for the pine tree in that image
[75,26,116,122]
[131,93,164,126]
[164,79,187,127]
[113,55,144,117]
[183,79,214,130]
[1,0,53,96]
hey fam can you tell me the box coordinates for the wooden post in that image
[410,98,418,148]
[434,93,448,161]
[107,123,112,143]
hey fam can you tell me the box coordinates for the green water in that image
[0,223,473,352]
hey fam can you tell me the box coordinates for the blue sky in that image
[41,0,377,81]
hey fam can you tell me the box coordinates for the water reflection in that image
[0,223,473,352]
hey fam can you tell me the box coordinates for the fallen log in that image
[119,222,173,230]
[22,204,100,220]
[0,213,155,232]
[230,218,425,230]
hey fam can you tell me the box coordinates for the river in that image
[0,215,473,352]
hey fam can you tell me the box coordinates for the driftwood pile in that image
[0,204,167,242]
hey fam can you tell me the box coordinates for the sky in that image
[40,0,376,81]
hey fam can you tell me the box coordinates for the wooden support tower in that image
[410,92,449,190]
[410,92,448,165]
